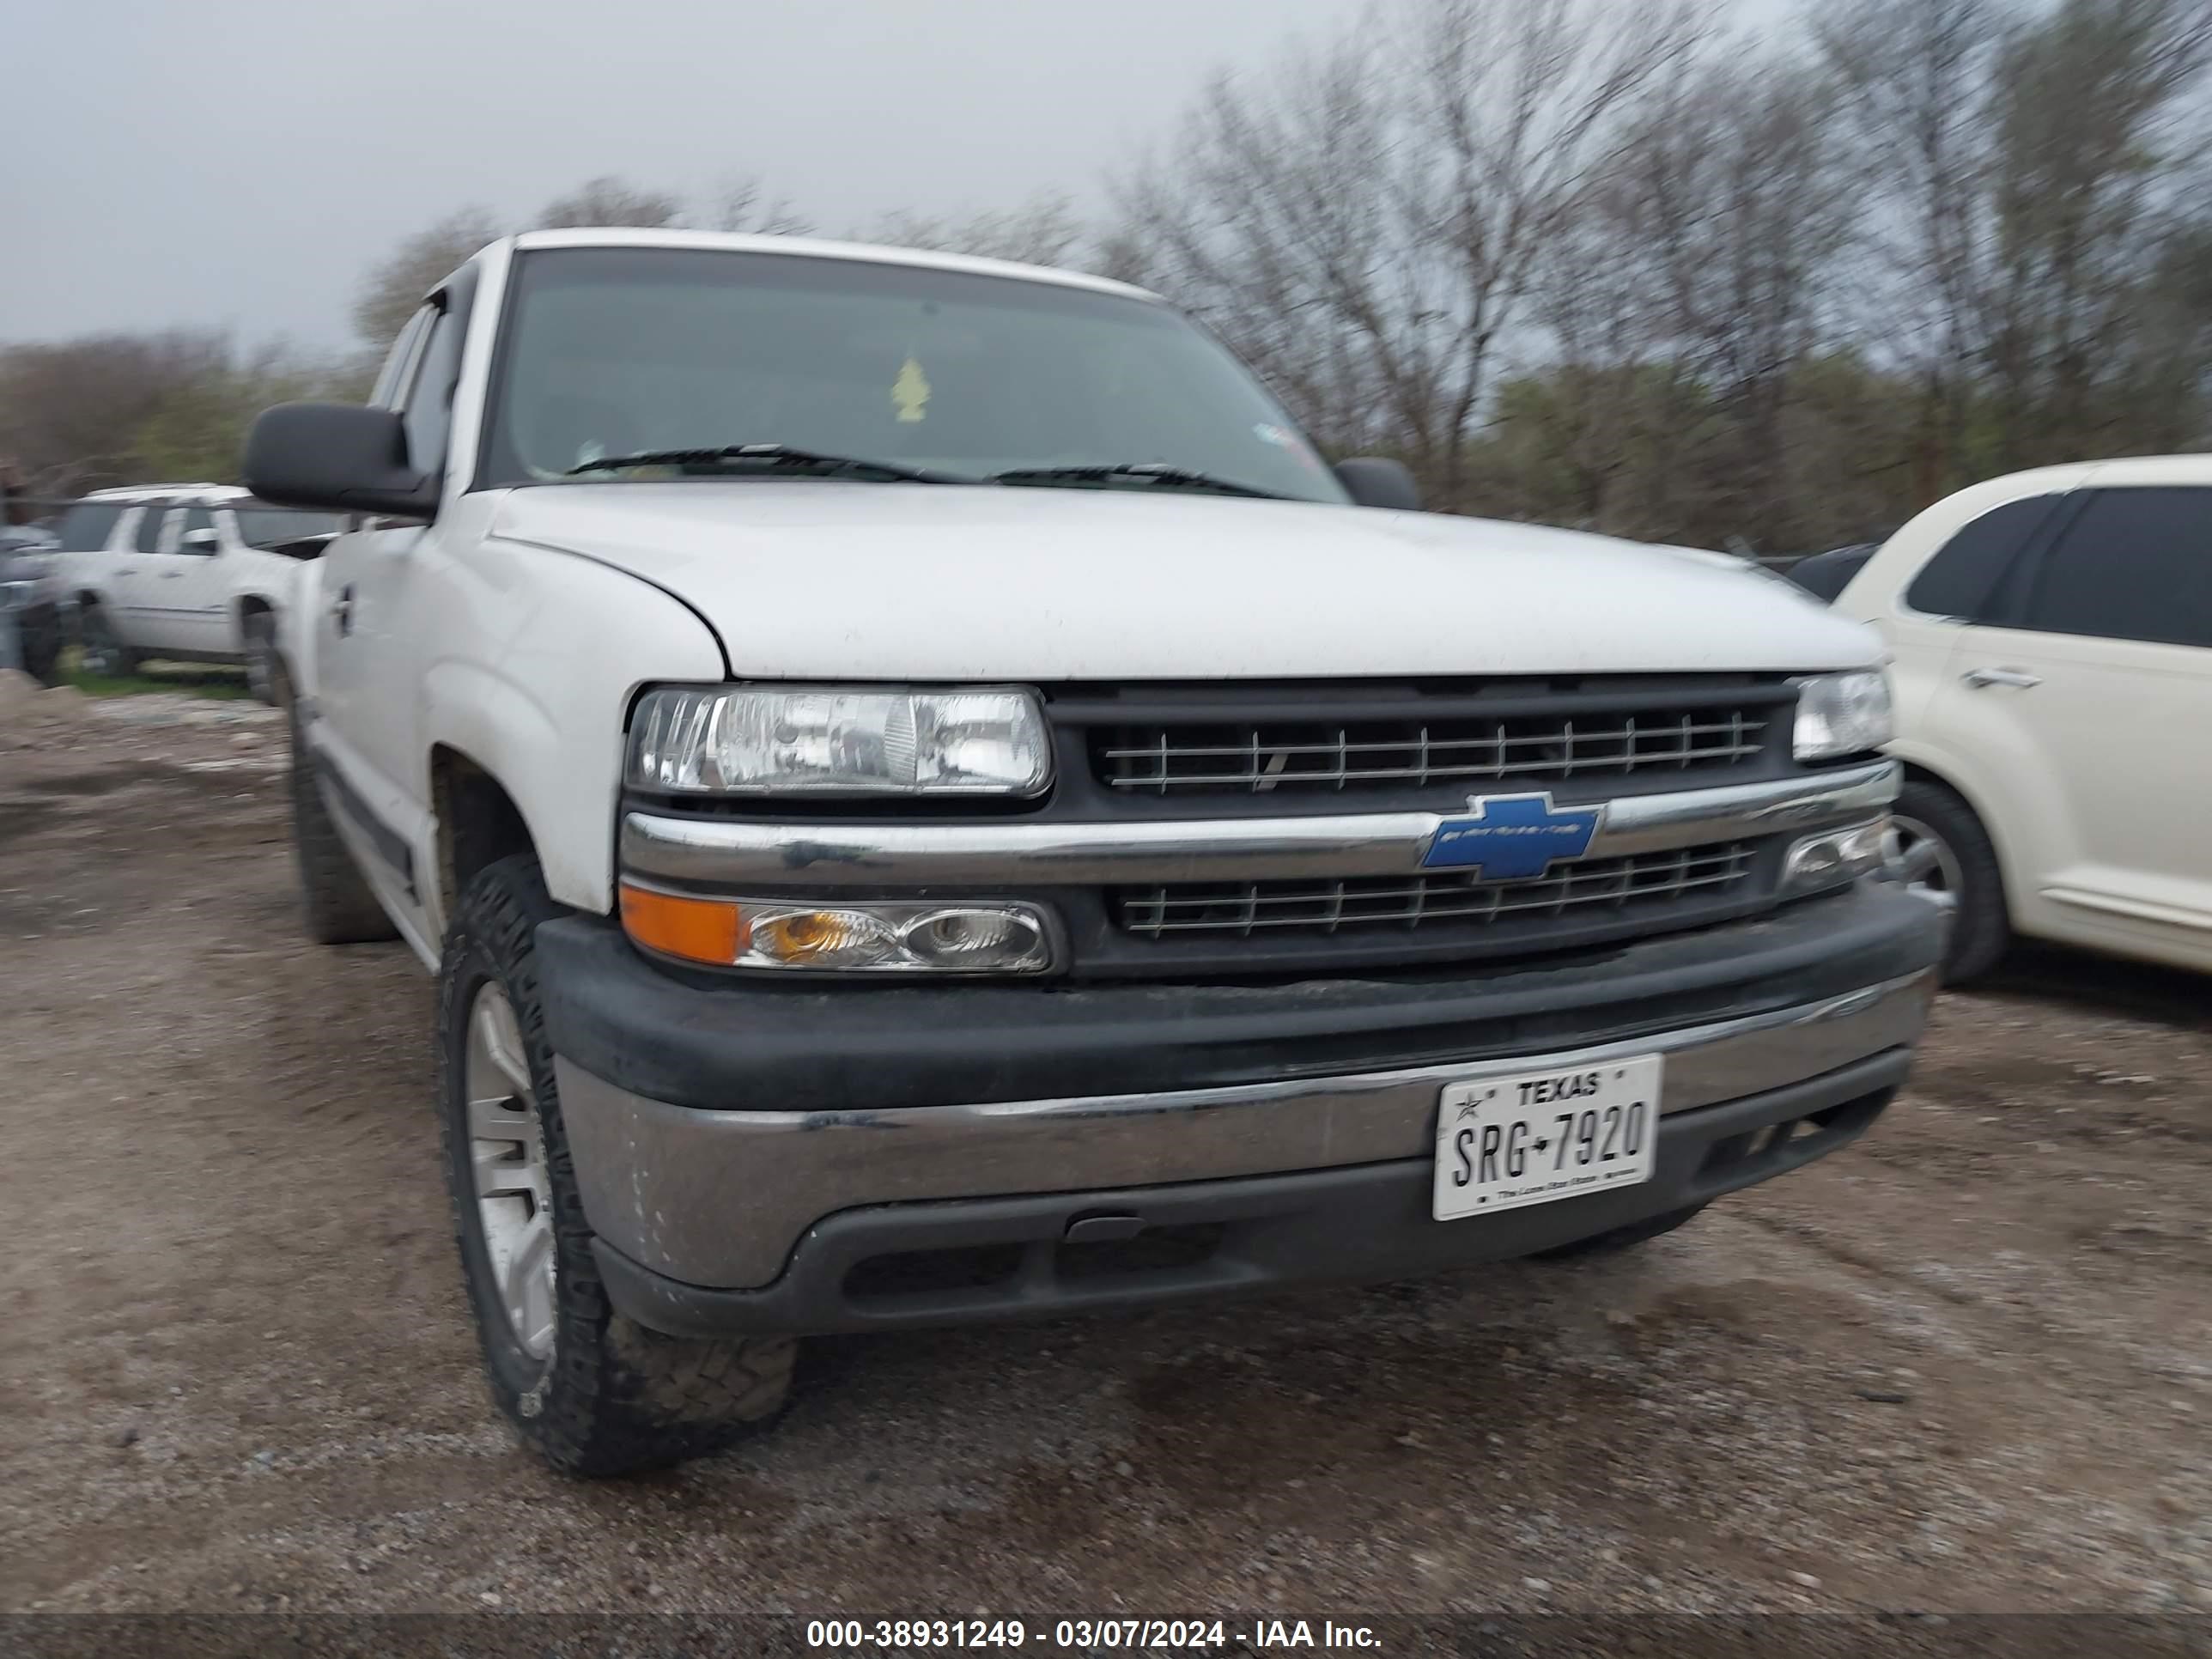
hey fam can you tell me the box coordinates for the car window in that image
[480,246,1348,503]
[401,307,464,475]
[1905,496,2057,620]
[132,504,168,556]
[177,505,216,554]
[232,506,349,548]
[55,501,125,552]
[1788,547,1875,603]
[369,307,432,410]
[2024,487,2212,650]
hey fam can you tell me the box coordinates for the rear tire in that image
[19,607,64,686]
[440,854,796,1477]
[1893,777,2008,983]
[242,611,279,705]
[1534,1202,1708,1261]
[276,656,398,945]
[76,602,141,678]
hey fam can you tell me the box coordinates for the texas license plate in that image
[1432,1055,1662,1221]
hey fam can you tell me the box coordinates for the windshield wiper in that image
[988,463,1284,500]
[565,443,973,485]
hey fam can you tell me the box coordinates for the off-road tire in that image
[440,854,796,1477]
[18,608,64,685]
[242,611,280,705]
[76,602,141,678]
[276,656,398,945]
[1894,776,2008,983]
[1534,1202,1708,1261]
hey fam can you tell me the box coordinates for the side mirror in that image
[1334,458,1422,512]
[244,403,438,520]
[180,526,221,552]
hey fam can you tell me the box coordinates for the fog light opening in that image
[1782,817,1891,897]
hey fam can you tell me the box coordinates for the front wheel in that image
[76,602,141,678]
[18,607,64,685]
[242,611,280,705]
[1893,778,2008,983]
[440,854,796,1477]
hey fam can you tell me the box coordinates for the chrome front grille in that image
[1115,842,1758,940]
[1096,707,1771,796]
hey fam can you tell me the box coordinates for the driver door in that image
[307,301,459,947]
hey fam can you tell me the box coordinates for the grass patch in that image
[58,648,253,701]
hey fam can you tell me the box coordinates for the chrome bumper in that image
[554,965,1932,1288]
[618,759,1900,888]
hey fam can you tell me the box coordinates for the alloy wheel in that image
[463,983,557,1359]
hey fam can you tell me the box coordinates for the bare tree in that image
[351,206,506,352]
[1559,50,1864,544]
[1820,0,2008,493]
[1978,0,2212,466]
[1112,0,1707,507]
[862,193,1090,266]
[534,174,686,231]
[1814,0,2212,491]
[706,173,812,236]
[349,179,689,359]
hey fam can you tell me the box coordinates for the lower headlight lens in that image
[901,908,1037,966]
[618,884,1054,974]
[1793,671,1894,762]
[1781,818,1890,896]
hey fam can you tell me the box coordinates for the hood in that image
[489,483,1881,682]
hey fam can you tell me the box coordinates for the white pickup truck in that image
[246,228,1943,1477]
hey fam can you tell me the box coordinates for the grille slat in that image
[1117,843,1756,940]
[1098,708,1771,795]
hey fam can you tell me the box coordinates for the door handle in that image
[1962,665,2041,690]
[160,571,184,580]
[329,584,356,637]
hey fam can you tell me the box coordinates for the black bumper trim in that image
[597,1047,1909,1338]
[537,884,1942,1115]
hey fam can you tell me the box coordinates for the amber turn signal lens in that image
[618,883,748,965]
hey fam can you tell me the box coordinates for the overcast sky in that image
[6,0,1794,352]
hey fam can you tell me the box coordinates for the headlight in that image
[629,686,1052,796]
[618,884,1055,975]
[1793,672,1893,762]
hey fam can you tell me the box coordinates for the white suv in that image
[61,484,345,699]
[1836,457,2212,980]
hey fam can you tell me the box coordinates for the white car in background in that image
[1835,457,2212,980]
[60,484,346,699]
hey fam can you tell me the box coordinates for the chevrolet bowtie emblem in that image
[1422,792,1606,881]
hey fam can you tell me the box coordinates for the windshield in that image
[479,247,1347,504]
[233,507,347,548]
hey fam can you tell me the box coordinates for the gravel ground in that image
[1,676,2208,1622]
